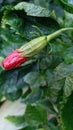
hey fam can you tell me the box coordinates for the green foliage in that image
[61,94,73,130]
[54,62,73,80]
[0,57,4,73]
[0,63,35,101]
[0,0,73,130]
[14,2,52,17]
[0,28,27,56]
[59,0,73,13]
[6,116,27,129]
[63,47,73,64]
[24,104,47,127]
[64,72,73,97]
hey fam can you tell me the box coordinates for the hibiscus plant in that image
[0,0,73,130]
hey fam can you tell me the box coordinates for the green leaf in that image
[21,88,42,104]
[63,47,73,64]
[22,72,46,103]
[50,39,66,55]
[24,72,39,86]
[14,2,51,17]
[24,71,47,88]
[2,12,26,37]
[5,89,22,101]
[54,62,73,80]
[63,11,73,27]
[47,122,60,130]
[61,93,73,130]
[1,11,59,40]
[33,0,49,8]
[44,70,64,97]
[64,72,73,97]
[59,0,73,13]
[19,126,37,130]
[6,116,27,129]
[39,98,55,114]
[0,28,27,57]
[0,63,35,101]
[0,57,4,73]
[25,104,48,127]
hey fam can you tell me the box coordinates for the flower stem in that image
[47,27,73,42]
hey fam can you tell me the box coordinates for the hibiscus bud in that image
[2,27,73,70]
[2,50,28,70]
[17,36,47,57]
[2,36,47,70]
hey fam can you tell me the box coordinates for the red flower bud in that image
[2,50,28,70]
[2,28,73,70]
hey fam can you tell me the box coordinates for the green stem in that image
[32,25,43,36]
[47,27,73,42]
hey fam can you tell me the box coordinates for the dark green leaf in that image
[63,47,73,64]
[64,72,73,97]
[1,11,59,40]
[61,93,73,130]
[24,72,39,86]
[54,62,73,80]
[0,63,35,101]
[59,0,73,13]
[22,72,46,103]
[47,122,60,130]
[0,28,27,57]
[25,104,48,126]
[45,70,64,97]
[50,39,66,55]
[5,89,22,101]
[39,98,55,114]
[21,88,42,104]
[19,126,37,130]
[0,57,4,73]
